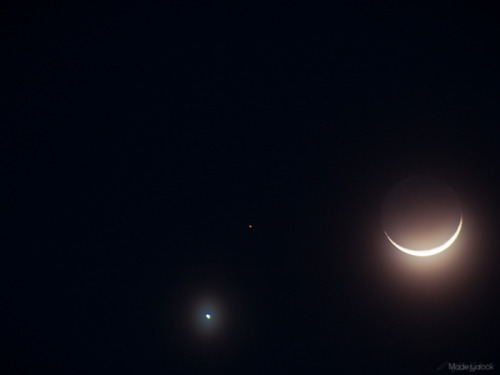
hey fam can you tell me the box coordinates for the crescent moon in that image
[385,214,463,257]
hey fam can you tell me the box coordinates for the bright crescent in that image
[385,214,463,257]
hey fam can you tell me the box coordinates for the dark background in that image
[1,1,499,374]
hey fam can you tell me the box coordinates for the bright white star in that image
[205,314,211,319]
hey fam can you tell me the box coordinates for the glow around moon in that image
[385,214,463,257]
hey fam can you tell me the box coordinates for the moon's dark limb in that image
[382,175,462,251]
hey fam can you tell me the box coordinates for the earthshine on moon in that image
[382,175,463,257]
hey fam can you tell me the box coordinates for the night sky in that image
[1,1,499,374]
